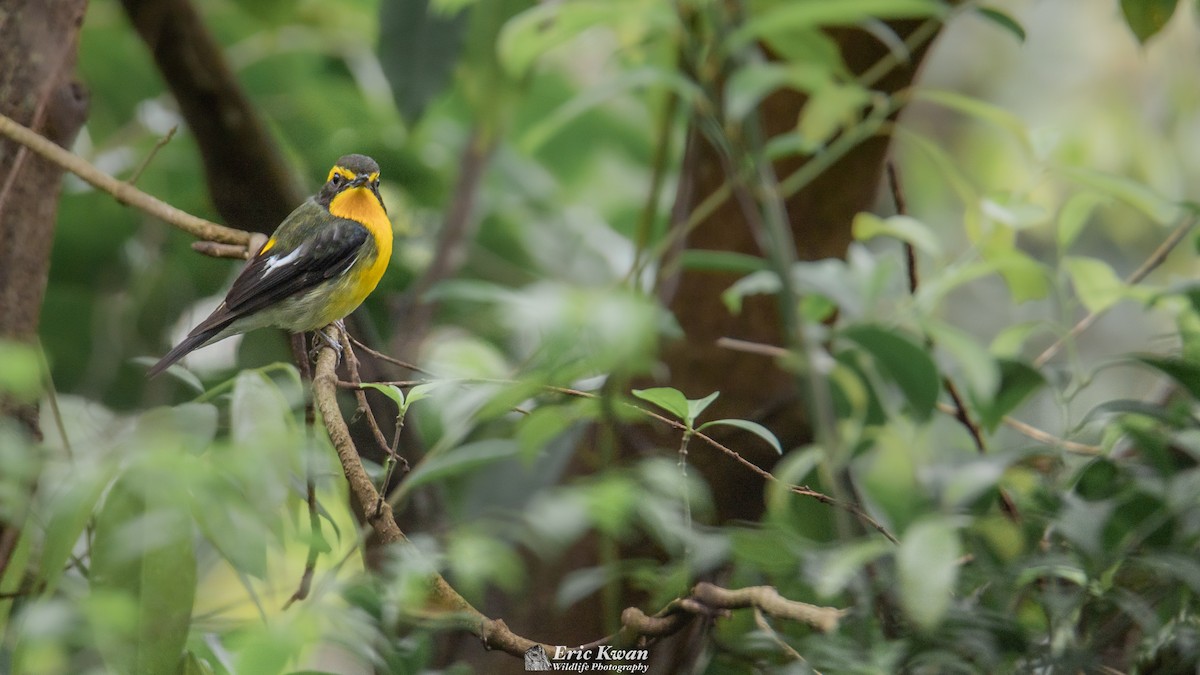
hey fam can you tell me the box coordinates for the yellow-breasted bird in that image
[147,154,392,378]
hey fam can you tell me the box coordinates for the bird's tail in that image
[146,326,224,379]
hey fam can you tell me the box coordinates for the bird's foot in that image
[310,324,345,363]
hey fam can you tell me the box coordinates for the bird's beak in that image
[349,174,370,188]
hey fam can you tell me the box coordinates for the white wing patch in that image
[261,245,303,278]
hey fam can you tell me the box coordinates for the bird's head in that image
[318,154,386,214]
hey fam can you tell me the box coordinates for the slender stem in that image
[0,111,250,247]
[127,125,177,186]
[1034,209,1200,367]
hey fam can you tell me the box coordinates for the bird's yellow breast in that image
[328,186,393,300]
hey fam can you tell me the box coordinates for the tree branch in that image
[1034,208,1200,367]
[0,111,252,249]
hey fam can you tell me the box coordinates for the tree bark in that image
[660,21,938,523]
[0,0,90,438]
[0,0,89,592]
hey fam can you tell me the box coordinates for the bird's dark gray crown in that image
[334,154,379,175]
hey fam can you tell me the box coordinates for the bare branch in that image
[0,111,251,248]
[1035,209,1200,367]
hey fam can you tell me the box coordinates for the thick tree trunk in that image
[661,21,938,523]
[0,0,89,591]
[0,0,90,437]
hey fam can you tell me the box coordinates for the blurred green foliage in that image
[6,0,1200,673]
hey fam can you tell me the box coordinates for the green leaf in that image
[404,381,442,407]
[989,321,1046,359]
[0,339,41,400]
[857,427,921,529]
[1063,255,1127,314]
[192,475,269,578]
[732,0,944,49]
[521,66,701,153]
[378,0,468,123]
[362,382,406,410]
[923,320,999,400]
[90,464,196,675]
[1059,166,1180,225]
[725,62,830,123]
[39,469,113,595]
[813,539,892,598]
[1135,355,1200,399]
[796,82,871,149]
[982,196,1050,230]
[852,212,943,256]
[697,418,783,455]
[985,249,1051,303]
[839,325,941,421]
[722,270,781,315]
[897,518,960,631]
[679,250,770,275]
[404,439,521,490]
[685,391,720,426]
[498,1,674,77]
[132,403,218,455]
[1120,0,1180,43]
[764,446,823,522]
[1074,459,1126,501]
[231,371,291,445]
[517,403,580,460]
[1057,192,1109,251]
[180,651,216,675]
[971,359,1045,432]
[916,89,1033,154]
[631,387,690,421]
[975,7,1025,42]
[896,129,980,236]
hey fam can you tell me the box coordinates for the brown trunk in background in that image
[661,22,937,523]
[119,0,305,232]
[0,0,90,437]
[0,0,89,585]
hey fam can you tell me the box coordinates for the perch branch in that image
[0,111,251,248]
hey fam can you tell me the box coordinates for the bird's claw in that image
[310,324,345,364]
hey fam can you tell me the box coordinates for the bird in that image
[147,153,392,378]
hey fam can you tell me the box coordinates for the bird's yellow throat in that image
[329,187,393,262]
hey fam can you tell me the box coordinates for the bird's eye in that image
[330,174,344,186]
[372,178,380,189]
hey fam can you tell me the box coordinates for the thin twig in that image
[191,240,258,260]
[349,335,428,374]
[719,336,1099,456]
[886,162,919,294]
[886,163,993,468]
[1034,210,1199,367]
[753,607,810,667]
[341,328,407,477]
[284,332,320,609]
[0,111,250,247]
[127,125,177,186]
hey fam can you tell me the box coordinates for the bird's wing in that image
[225,219,368,315]
[187,214,369,336]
